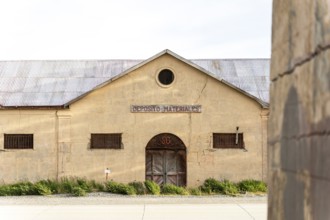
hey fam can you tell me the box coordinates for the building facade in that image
[0,50,269,186]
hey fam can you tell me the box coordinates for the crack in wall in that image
[279,131,330,142]
[269,130,330,145]
[195,76,208,103]
[272,42,330,82]
[282,131,330,141]
[280,168,330,182]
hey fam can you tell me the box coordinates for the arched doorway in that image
[146,133,187,186]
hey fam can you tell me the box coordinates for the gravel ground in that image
[0,193,267,205]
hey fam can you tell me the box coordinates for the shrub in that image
[58,177,84,193]
[59,177,77,193]
[36,180,60,194]
[200,178,223,194]
[129,181,146,195]
[201,178,238,195]
[34,182,52,196]
[10,182,36,195]
[188,187,202,196]
[144,180,160,195]
[90,180,105,192]
[76,178,92,193]
[220,180,238,195]
[0,185,11,196]
[106,181,136,195]
[0,179,105,196]
[238,180,267,193]
[161,184,188,195]
[58,177,106,193]
[72,186,87,197]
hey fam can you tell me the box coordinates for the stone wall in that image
[269,0,330,219]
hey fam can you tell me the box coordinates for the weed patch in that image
[129,181,146,195]
[144,180,160,195]
[238,180,267,193]
[161,184,188,195]
[0,177,266,197]
[72,186,87,197]
[106,181,136,195]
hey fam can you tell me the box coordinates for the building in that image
[0,50,269,186]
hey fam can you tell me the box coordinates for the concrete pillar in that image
[269,0,330,219]
[261,109,269,182]
[56,112,71,179]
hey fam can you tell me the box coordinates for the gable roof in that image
[0,49,270,109]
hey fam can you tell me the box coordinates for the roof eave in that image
[64,50,171,107]
[0,105,68,110]
[165,50,270,108]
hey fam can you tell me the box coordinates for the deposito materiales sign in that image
[131,105,202,113]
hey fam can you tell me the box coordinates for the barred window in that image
[213,133,244,149]
[91,133,122,149]
[4,134,33,149]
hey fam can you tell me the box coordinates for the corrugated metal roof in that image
[191,59,270,105]
[0,60,141,106]
[0,51,270,108]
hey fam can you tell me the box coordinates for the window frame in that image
[90,133,122,149]
[212,133,245,149]
[4,134,34,149]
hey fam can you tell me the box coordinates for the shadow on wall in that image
[280,87,330,219]
[281,87,305,220]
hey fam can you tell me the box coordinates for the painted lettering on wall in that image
[131,105,202,113]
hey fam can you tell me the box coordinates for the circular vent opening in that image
[158,69,175,85]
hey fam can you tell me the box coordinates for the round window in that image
[158,69,175,85]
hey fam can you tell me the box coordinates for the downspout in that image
[55,110,59,181]
[235,126,239,145]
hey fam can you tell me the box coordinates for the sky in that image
[0,0,272,60]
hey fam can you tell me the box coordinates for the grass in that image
[0,178,267,197]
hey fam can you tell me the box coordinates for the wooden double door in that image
[145,133,186,186]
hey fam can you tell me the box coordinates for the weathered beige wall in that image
[66,54,267,185]
[269,0,330,219]
[0,54,268,186]
[0,110,57,183]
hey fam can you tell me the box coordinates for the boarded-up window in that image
[4,134,33,149]
[213,133,244,149]
[91,133,122,149]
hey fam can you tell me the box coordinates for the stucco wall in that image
[269,0,330,219]
[66,54,267,185]
[0,54,268,186]
[0,110,57,183]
